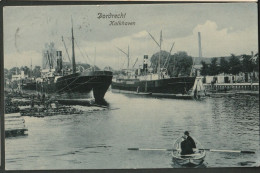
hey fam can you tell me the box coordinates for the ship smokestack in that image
[143,55,148,73]
[56,51,63,73]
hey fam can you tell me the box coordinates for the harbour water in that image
[5,91,260,169]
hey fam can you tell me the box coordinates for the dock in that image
[204,83,259,92]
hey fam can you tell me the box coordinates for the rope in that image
[58,76,97,94]
[75,39,94,65]
[55,75,81,93]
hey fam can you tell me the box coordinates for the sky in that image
[3,3,258,70]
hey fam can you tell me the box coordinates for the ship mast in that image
[147,30,162,79]
[159,31,162,76]
[30,58,33,77]
[71,17,76,74]
[62,36,72,63]
[127,45,129,70]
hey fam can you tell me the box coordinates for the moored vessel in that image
[111,31,205,99]
[37,20,113,102]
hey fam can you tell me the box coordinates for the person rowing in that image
[180,135,194,155]
[184,131,196,149]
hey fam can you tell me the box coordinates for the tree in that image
[104,66,114,71]
[241,54,254,73]
[172,51,193,77]
[229,54,242,75]
[200,61,209,76]
[208,58,219,75]
[4,68,9,79]
[7,67,20,79]
[33,66,42,78]
[150,50,171,73]
[20,66,30,75]
[219,57,229,74]
[150,51,193,77]
[77,63,100,71]
[253,55,259,72]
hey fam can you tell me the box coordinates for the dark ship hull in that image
[112,77,196,96]
[21,82,37,91]
[37,71,113,102]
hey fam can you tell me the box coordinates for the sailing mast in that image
[30,58,33,77]
[71,17,76,74]
[127,45,130,70]
[159,31,162,77]
[62,36,72,63]
[147,30,162,79]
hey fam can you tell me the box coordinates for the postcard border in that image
[0,1,259,173]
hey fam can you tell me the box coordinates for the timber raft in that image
[5,113,28,137]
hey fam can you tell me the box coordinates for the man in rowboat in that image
[180,131,197,155]
[184,131,196,149]
[180,135,194,155]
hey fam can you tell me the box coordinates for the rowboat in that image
[172,137,206,167]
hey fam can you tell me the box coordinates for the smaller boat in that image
[172,137,206,167]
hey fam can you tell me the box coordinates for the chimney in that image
[143,55,148,73]
[56,51,63,72]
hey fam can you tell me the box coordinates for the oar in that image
[199,149,255,154]
[128,148,175,151]
[128,148,255,154]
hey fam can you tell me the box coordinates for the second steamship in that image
[111,31,205,99]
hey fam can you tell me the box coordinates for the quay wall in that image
[203,83,259,91]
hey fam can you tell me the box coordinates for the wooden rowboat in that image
[172,137,206,167]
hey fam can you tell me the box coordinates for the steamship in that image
[111,55,197,98]
[37,22,113,102]
[111,31,205,99]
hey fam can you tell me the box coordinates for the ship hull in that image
[111,77,196,95]
[21,82,37,91]
[37,71,113,102]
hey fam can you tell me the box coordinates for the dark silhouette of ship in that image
[37,20,113,102]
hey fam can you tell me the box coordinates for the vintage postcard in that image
[2,2,259,170]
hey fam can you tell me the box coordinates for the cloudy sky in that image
[3,3,258,69]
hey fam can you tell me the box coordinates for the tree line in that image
[150,50,193,77]
[4,51,259,79]
[200,53,259,76]
[4,66,42,80]
[150,51,259,77]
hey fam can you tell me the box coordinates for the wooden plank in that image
[5,113,21,118]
